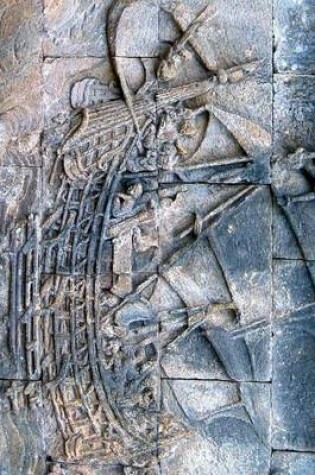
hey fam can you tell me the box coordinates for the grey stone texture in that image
[0,0,313,474]
[272,260,315,452]
[159,184,272,381]
[274,0,315,74]
[160,380,271,474]
[0,0,43,166]
[272,303,315,451]
[273,75,315,260]
[44,0,160,57]
[271,451,315,475]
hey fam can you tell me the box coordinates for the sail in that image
[211,104,271,155]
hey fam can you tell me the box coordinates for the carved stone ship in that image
[2,0,276,472]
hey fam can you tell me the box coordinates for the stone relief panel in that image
[0,0,313,474]
[157,0,272,184]
[158,184,272,381]
[0,0,43,166]
[159,0,272,79]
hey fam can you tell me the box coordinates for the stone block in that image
[159,380,271,474]
[157,81,272,184]
[272,303,315,451]
[0,380,45,474]
[159,0,272,80]
[44,0,159,57]
[0,1,43,166]
[273,75,315,157]
[273,260,315,319]
[157,184,271,381]
[0,0,42,63]
[272,75,315,260]
[271,451,315,475]
[38,273,160,466]
[274,0,315,74]
[0,166,42,240]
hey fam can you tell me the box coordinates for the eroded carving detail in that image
[0,1,275,472]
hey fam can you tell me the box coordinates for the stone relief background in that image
[0,0,314,474]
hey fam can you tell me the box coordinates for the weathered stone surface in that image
[273,260,315,319]
[44,0,159,57]
[274,0,315,74]
[47,461,159,474]
[43,0,109,57]
[272,303,315,451]
[271,451,315,475]
[159,380,271,474]
[43,58,116,127]
[0,381,45,474]
[273,75,315,158]
[0,65,43,166]
[0,166,41,239]
[159,0,272,80]
[158,184,271,381]
[0,1,43,166]
[273,75,315,156]
[272,259,315,451]
[273,178,315,261]
[46,463,127,474]
[273,75,315,260]
[158,81,272,184]
[0,0,313,473]
[0,0,42,62]
[272,197,304,260]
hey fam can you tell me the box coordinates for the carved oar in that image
[159,302,237,349]
[158,3,218,81]
[160,2,217,77]
[161,185,256,271]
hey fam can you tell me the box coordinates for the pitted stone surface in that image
[0,1,313,474]
[160,380,271,475]
[271,451,315,475]
[274,0,315,74]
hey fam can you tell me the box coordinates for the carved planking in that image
[2,0,273,468]
[1,0,314,473]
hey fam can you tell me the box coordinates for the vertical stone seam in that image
[270,0,276,470]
